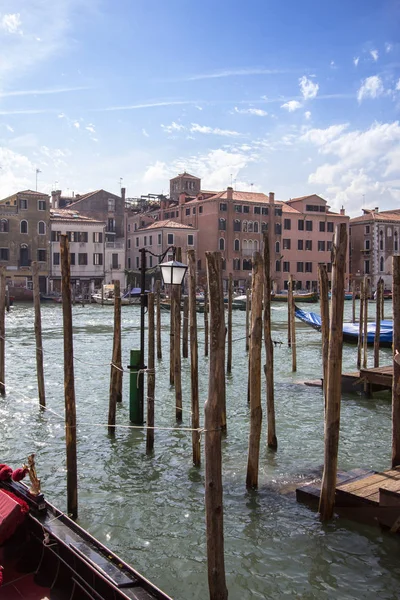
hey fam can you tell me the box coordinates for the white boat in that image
[92,284,142,305]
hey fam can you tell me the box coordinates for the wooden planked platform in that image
[303,364,393,394]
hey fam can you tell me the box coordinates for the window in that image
[275,260,281,272]
[167,233,174,245]
[262,207,268,215]
[188,234,194,246]
[128,224,131,232]
[144,236,147,246]
[197,259,202,270]
[93,232,103,243]
[37,249,46,262]
[248,221,254,233]
[254,222,259,233]
[234,205,242,213]
[136,257,139,269]
[158,233,162,245]
[219,238,225,251]
[305,221,312,231]
[365,240,370,250]
[135,237,139,247]
[0,219,8,232]
[275,241,280,253]
[128,257,131,269]
[243,259,252,270]
[38,221,46,235]
[79,232,88,243]
[221,258,226,270]
[387,227,392,237]
[327,241,333,251]
[53,252,60,266]
[298,240,303,250]
[254,206,261,215]
[283,239,291,250]
[305,240,312,251]
[327,222,334,233]
[108,198,115,212]
[275,208,282,216]
[19,198,27,209]
[243,206,249,214]
[243,221,248,233]
[219,218,226,231]
[305,262,312,273]
[93,253,103,265]
[297,262,304,272]
[149,236,152,245]
[134,223,137,231]
[365,225,370,235]
[38,200,46,211]
[51,230,61,241]
[319,221,325,232]
[284,219,291,230]
[234,219,241,232]
[379,230,384,250]
[0,248,9,261]
[380,256,384,272]
[199,206,203,214]
[234,239,240,251]
[78,253,88,265]
[220,203,227,212]
[298,220,304,231]
[20,220,28,234]
[275,223,282,235]
[283,261,290,272]
[318,241,326,251]
[233,258,240,270]
[193,208,196,215]
[261,222,267,233]
[327,263,332,273]
[68,231,78,242]
[395,232,398,252]
[70,253,75,265]
[364,260,370,274]
[149,255,153,268]
[107,218,116,232]
[186,208,190,216]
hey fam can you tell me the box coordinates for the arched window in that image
[253,221,259,233]
[261,222,267,233]
[243,220,248,233]
[243,259,252,271]
[0,219,9,233]
[20,243,29,266]
[221,258,226,271]
[395,231,398,252]
[275,241,280,254]
[248,221,253,233]
[275,260,281,272]
[219,218,226,231]
[254,240,258,251]
[38,221,46,235]
[379,230,383,250]
[219,237,225,251]
[380,256,384,272]
[234,239,240,252]
[243,239,248,251]
[387,227,392,237]
[20,220,28,234]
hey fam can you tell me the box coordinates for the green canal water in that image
[1,300,399,599]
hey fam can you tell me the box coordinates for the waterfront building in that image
[0,189,50,294]
[349,207,400,292]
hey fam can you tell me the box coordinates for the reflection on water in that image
[0,301,398,599]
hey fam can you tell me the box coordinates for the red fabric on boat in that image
[0,465,12,481]
[0,490,27,545]
[11,467,28,482]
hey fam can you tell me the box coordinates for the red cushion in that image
[0,490,25,545]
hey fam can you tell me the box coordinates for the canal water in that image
[1,300,399,599]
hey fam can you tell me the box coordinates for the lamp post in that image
[131,246,187,425]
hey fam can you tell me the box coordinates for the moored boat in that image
[272,291,318,303]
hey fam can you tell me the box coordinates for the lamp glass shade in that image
[159,260,188,285]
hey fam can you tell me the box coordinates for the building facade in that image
[349,208,400,292]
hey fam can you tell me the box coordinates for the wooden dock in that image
[297,466,400,531]
[303,364,393,395]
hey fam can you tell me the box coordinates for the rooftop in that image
[350,210,400,224]
[50,208,105,224]
[140,219,195,230]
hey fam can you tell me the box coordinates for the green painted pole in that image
[129,349,143,424]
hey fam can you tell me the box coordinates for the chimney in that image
[121,187,126,201]
[340,206,345,215]
[227,186,233,201]
[51,190,61,209]
[374,207,379,212]
[269,192,275,204]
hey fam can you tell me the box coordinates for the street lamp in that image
[133,246,187,425]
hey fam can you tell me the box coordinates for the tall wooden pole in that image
[357,280,364,370]
[188,250,200,466]
[174,280,183,422]
[245,288,250,352]
[169,284,175,385]
[374,277,382,368]
[351,280,356,323]
[227,273,233,374]
[108,280,121,434]
[246,252,263,489]
[0,267,5,396]
[155,280,162,360]
[318,264,329,404]
[319,223,347,521]
[288,275,296,372]
[381,279,385,321]
[204,287,209,357]
[204,251,228,600]
[146,293,155,454]
[32,262,45,407]
[60,235,78,519]
[287,283,292,348]
[182,295,189,359]
[362,276,368,369]
[392,256,400,467]
[263,231,277,449]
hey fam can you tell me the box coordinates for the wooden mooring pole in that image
[319,223,347,521]
[362,276,368,369]
[374,277,382,369]
[357,280,364,370]
[245,288,250,352]
[0,267,5,396]
[246,252,263,489]
[318,264,329,405]
[204,287,209,357]
[351,279,356,323]
[182,295,189,359]
[108,280,121,435]
[60,235,78,519]
[146,293,155,454]
[169,284,175,386]
[263,231,277,449]
[204,251,228,600]
[32,262,45,407]
[227,273,233,374]
[155,280,162,360]
[288,275,296,372]
[188,250,200,466]
[392,256,400,468]
[174,280,183,421]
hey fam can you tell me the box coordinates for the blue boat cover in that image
[294,306,393,344]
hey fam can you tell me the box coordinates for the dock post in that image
[351,280,356,323]
[32,262,45,407]
[374,277,382,368]
[204,251,228,600]
[5,284,9,313]
[245,288,250,352]
[204,287,209,357]
[357,280,364,370]
[363,276,368,369]
[318,264,329,406]
[146,293,155,454]
[288,275,296,372]
[227,273,233,374]
[246,252,263,489]
[182,295,189,359]
[169,283,175,385]
[129,349,142,423]
[392,256,400,467]
[155,280,162,360]
[381,279,385,321]
[60,235,78,520]
[319,223,347,521]
[108,280,121,435]
[174,277,182,422]
[0,267,5,396]
[188,250,200,466]
[263,231,277,449]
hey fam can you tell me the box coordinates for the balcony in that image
[18,260,32,269]
[106,242,124,249]
[109,264,121,270]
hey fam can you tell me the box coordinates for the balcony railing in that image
[109,264,121,270]
[106,242,124,249]
[18,260,32,268]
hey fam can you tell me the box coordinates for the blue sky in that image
[0,0,399,215]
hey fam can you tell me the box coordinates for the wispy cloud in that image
[370,49,379,62]
[354,57,359,67]
[142,128,149,137]
[0,86,91,98]
[357,75,384,102]
[175,67,293,82]
[281,100,302,112]
[161,121,185,134]
[97,100,198,111]
[190,123,240,136]
[386,42,393,53]
[299,75,319,100]
[0,108,58,115]
[0,13,22,35]
[234,107,268,116]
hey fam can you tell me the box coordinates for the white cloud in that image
[0,13,22,34]
[85,124,95,134]
[370,49,379,62]
[142,128,149,137]
[73,121,80,129]
[161,121,185,134]
[195,105,203,111]
[0,147,34,197]
[234,107,268,116]
[354,57,359,67]
[396,79,400,91]
[304,111,311,120]
[4,124,14,132]
[330,60,336,68]
[301,123,349,146]
[190,123,240,136]
[281,100,302,112]
[386,42,393,53]
[357,75,384,102]
[299,76,319,100]
[142,161,171,185]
